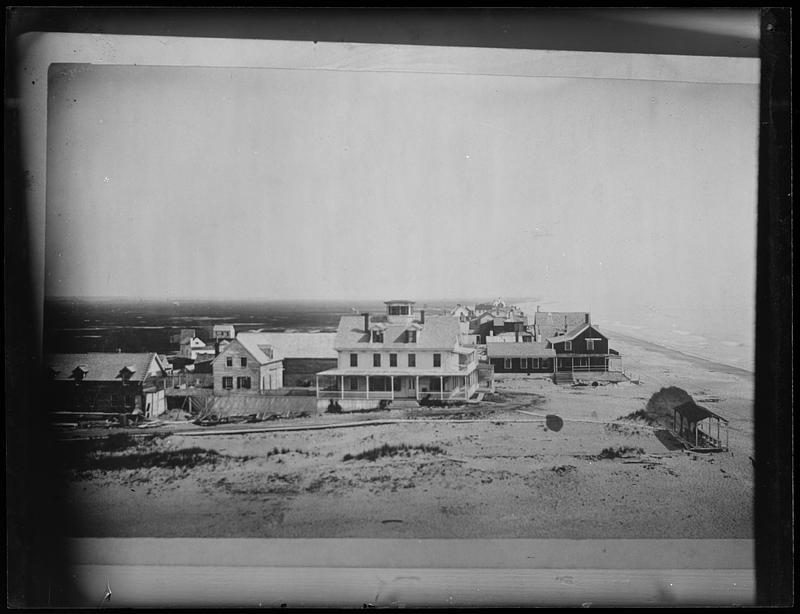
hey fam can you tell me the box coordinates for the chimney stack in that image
[362,313,370,333]
[420,310,425,324]
[585,313,590,324]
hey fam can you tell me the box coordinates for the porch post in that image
[390,375,395,400]
[315,374,319,399]
[440,376,444,400]
[415,375,419,400]
[366,375,370,399]
[340,375,344,400]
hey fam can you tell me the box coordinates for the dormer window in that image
[119,365,137,385]
[372,330,384,343]
[72,365,88,383]
[405,330,417,343]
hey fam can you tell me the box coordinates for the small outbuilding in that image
[672,401,729,451]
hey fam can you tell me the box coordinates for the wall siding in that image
[490,357,554,373]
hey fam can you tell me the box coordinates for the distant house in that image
[45,352,169,418]
[211,336,284,393]
[315,300,480,409]
[469,311,495,343]
[180,336,216,360]
[486,342,556,374]
[232,332,337,387]
[450,304,474,320]
[213,324,236,342]
[545,320,620,373]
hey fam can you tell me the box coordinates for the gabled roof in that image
[535,311,591,339]
[231,332,337,362]
[334,315,461,350]
[547,323,607,344]
[45,353,165,382]
[486,342,556,358]
[213,324,236,333]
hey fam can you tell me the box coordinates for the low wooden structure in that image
[672,401,729,451]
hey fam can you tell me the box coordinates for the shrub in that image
[597,446,644,460]
[68,447,224,471]
[342,443,445,462]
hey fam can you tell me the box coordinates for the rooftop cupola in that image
[384,300,415,317]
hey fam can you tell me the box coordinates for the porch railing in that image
[317,390,394,400]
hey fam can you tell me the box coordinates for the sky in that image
[45,52,759,328]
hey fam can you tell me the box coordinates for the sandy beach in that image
[58,334,753,539]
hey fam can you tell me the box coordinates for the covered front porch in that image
[555,352,622,373]
[316,369,479,402]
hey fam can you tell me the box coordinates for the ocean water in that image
[44,297,754,372]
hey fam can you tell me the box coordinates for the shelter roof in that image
[674,401,728,423]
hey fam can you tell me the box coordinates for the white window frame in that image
[520,358,528,369]
[586,339,595,351]
[504,358,512,370]
[350,353,358,367]
[408,353,416,367]
[564,341,573,351]
[222,376,233,390]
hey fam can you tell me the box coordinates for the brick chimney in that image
[585,313,590,324]
[362,313,370,333]
[420,310,425,324]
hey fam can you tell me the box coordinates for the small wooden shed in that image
[672,401,729,451]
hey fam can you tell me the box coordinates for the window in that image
[350,377,358,391]
[406,330,417,343]
[586,339,595,351]
[222,376,233,390]
[520,358,528,370]
[389,305,410,316]
[504,358,512,370]
[433,353,441,367]
[390,353,397,367]
[408,353,416,367]
[372,331,384,343]
[226,357,233,367]
[124,395,135,408]
[237,376,251,389]
[240,357,247,367]
[350,353,358,367]
[564,341,573,351]
[533,358,540,370]
[373,354,381,367]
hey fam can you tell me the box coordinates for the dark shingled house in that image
[45,352,169,418]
